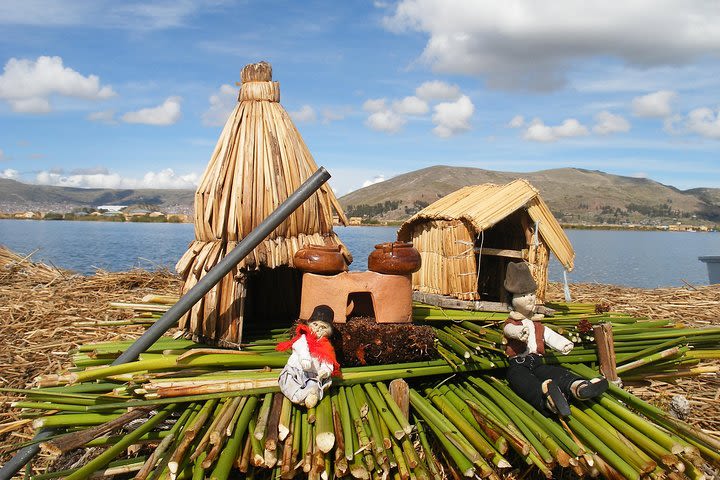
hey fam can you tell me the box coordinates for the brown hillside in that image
[339,166,720,224]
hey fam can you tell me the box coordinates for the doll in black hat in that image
[503,262,608,417]
[276,305,340,408]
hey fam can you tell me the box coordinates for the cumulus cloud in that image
[1,168,18,179]
[523,118,589,142]
[289,105,317,123]
[508,115,525,128]
[363,98,387,113]
[415,80,460,101]
[432,95,474,137]
[366,109,406,133]
[35,168,199,189]
[87,109,116,124]
[383,1,720,91]
[121,96,181,126]
[0,56,115,113]
[685,107,720,139]
[363,98,407,133]
[593,111,630,135]
[362,175,386,187]
[632,90,676,117]
[392,96,429,115]
[202,84,236,127]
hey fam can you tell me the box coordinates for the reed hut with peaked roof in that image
[175,62,350,346]
[397,179,574,305]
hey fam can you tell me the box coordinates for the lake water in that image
[0,219,717,288]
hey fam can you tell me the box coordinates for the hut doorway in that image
[475,210,532,304]
[243,267,303,337]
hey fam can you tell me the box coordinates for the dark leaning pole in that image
[0,167,332,480]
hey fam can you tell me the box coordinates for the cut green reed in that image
[8,296,720,479]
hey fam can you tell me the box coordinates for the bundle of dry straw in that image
[176,62,350,346]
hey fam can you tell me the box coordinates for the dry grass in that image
[0,246,181,458]
[547,281,720,436]
[546,281,720,326]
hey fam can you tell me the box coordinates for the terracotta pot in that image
[368,242,421,275]
[294,245,347,274]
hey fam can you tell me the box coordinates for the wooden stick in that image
[40,406,152,456]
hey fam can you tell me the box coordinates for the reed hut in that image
[397,179,574,305]
[175,62,350,346]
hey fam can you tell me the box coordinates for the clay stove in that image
[294,242,420,324]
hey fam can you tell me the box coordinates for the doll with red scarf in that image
[276,305,340,408]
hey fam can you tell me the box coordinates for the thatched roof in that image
[185,61,350,271]
[398,179,575,270]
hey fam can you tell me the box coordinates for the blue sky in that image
[0,0,718,195]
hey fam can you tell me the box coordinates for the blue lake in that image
[0,219,717,288]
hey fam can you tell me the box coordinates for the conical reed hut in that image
[175,62,350,346]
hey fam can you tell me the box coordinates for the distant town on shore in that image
[1,166,719,232]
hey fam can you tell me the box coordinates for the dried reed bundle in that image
[177,62,350,346]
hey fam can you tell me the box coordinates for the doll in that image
[276,305,340,408]
[503,262,608,417]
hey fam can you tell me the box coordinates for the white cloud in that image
[392,96,429,115]
[384,1,720,91]
[362,175,386,187]
[363,98,387,113]
[289,105,317,123]
[685,107,720,139]
[121,96,182,126]
[87,109,116,124]
[508,115,525,128]
[632,90,676,117]
[1,168,18,179]
[35,168,199,189]
[321,107,352,124]
[202,84,236,127]
[366,109,406,133]
[0,148,4,160]
[415,80,460,101]
[663,114,683,134]
[593,111,630,135]
[523,118,589,142]
[0,56,115,113]
[432,95,474,137]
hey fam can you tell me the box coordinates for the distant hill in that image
[338,166,720,225]
[0,178,194,214]
[3,167,719,226]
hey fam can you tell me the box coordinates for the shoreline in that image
[0,216,717,232]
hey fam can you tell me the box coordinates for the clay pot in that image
[368,242,421,275]
[294,245,347,274]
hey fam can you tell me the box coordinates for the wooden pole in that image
[593,323,620,384]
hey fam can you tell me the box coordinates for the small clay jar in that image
[368,242,421,275]
[294,245,347,274]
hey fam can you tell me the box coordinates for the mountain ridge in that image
[337,166,720,225]
[2,166,719,225]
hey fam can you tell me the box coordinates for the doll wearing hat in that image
[503,262,608,417]
[276,305,341,408]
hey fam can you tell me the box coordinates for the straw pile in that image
[0,246,180,458]
[177,62,350,347]
[546,282,720,326]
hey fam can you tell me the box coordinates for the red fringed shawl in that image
[276,324,341,376]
